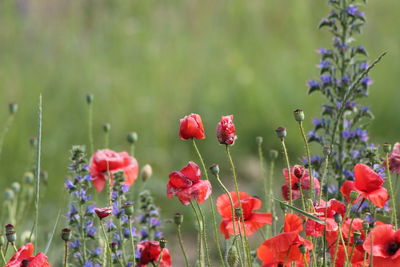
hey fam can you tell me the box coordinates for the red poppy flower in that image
[167,161,211,206]
[94,206,113,219]
[257,213,312,265]
[89,149,139,192]
[179,113,205,140]
[340,163,388,208]
[217,192,272,239]
[385,142,400,174]
[137,241,172,267]
[216,115,237,145]
[363,224,400,267]
[6,243,50,267]
[281,165,320,201]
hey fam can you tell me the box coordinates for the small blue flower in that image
[65,179,75,190]
[92,247,102,256]
[347,5,358,16]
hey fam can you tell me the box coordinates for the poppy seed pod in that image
[275,127,287,140]
[123,202,134,216]
[159,238,167,249]
[293,109,305,122]
[334,213,342,224]
[61,228,72,242]
[173,213,183,226]
[127,132,138,144]
[234,208,242,219]
[141,164,153,182]
[3,189,15,201]
[21,260,30,267]
[102,123,111,133]
[269,150,279,160]
[11,182,21,194]
[5,224,15,232]
[209,164,220,176]
[383,143,392,154]
[227,243,239,267]
[86,93,94,104]
[6,231,16,243]
[256,136,263,145]
[362,220,370,231]
[24,172,34,184]
[9,102,18,114]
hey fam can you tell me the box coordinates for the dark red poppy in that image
[281,165,320,201]
[363,224,400,267]
[385,142,400,174]
[257,213,312,265]
[179,113,205,140]
[6,243,50,267]
[217,192,272,239]
[94,206,113,219]
[167,161,211,206]
[340,163,388,208]
[89,149,139,192]
[216,115,237,145]
[136,241,172,267]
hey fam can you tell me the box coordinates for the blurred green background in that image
[0,0,399,263]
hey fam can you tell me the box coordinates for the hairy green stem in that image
[100,220,113,267]
[176,224,190,267]
[386,153,398,229]
[129,216,136,266]
[64,241,68,267]
[190,201,204,267]
[196,202,211,267]
[299,121,315,200]
[280,139,293,205]
[268,159,277,236]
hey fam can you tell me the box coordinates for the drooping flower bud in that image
[227,243,239,267]
[102,123,111,133]
[61,228,72,241]
[8,102,18,114]
[255,136,263,146]
[209,164,220,176]
[383,143,392,154]
[86,93,94,104]
[293,109,305,122]
[275,127,287,140]
[127,132,138,144]
[174,213,183,226]
[269,150,279,160]
[141,164,153,182]
[159,238,167,249]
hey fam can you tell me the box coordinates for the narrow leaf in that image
[273,198,325,225]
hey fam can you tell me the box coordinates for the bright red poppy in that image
[340,163,388,208]
[257,213,312,265]
[179,113,205,140]
[94,206,113,219]
[385,142,400,174]
[167,161,211,206]
[136,241,172,267]
[6,243,50,267]
[89,149,139,192]
[281,165,320,201]
[216,115,237,145]
[217,192,272,239]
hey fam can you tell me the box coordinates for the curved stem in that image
[280,140,293,205]
[386,153,398,229]
[176,224,190,267]
[299,121,315,200]
[0,246,6,265]
[190,201,204,267]
[0,115,14,161]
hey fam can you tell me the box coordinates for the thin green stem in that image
[280,139,293,205]
[130,144,135,157]
[100,220,113,267]
[319,155,330,202]
[190,201,204,267]
[129,216,136,267]
[299,121,314,200]
[0,246,6,265]
[105,132,109,148]
[386,153,398,229]
[269,159,277,236]
[88,103,94,155]
[196,202,211,267]
[12,242,18,252]
[0,115,14,161]
[176,225,190,267]
[79,204,88,262]
[226,146,252,267]
[192,139,225,267]
[64,241,68,267]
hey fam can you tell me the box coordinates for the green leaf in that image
[44,210,61,254]
[273,198,325,225]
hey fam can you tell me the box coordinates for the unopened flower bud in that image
[334,213,342,224]
[209,164,220,176]
[86,94,94,104]
[3,189,15,201]
[293,109,305,122]
[269,150,279,160]
[141,164,153,182]
[159,238,167,249]
[255,136,263,145]
[29,137,38,148]
[5,224,14,233]
[323,145,332,157]
[350,191,359,202]
[103,123,111,133]
[61,228,72,241]
[24,172,34,184]
[11,183,21,194]
[227,243,239,267]
[275,127,287,140]
[123,202,134,216]
[9,102,18,114]
[174,213,183,226]
[362,221,370,231]
[383,143,392,154]
[127,132,138,144]
[234,208,242,218]
[6,231,16,243]
[353,231,361,240]
[299,244,307,254]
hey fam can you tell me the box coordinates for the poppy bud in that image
[159,238,167,249]
[24,172,34,184]
[323,145,332,157]
[141,164,153,182]
[174,213,183,226]
[123,202,134,216]
[95,207,113,219]
[3,189,15,201]
[209,164,220,176]
[29,137,38,148]
[269,150,279,160]
[353,231,361,240]
[103,123,111,133]
[11,182,21,194]
[256,136,263,145]
[6,231,16,243]
[275,127,287,140]
[227,243,239,267]
[299,244,307,254]
[350,190,359,202]
[362,220,370,231]
[127,132,138,144]
[293,109,305,122]
[383,143,392,154]
[179,113,206,140]
[8,102,18,114]
[5,224,14,232]
[234,208,242,219]
[216,115,237,145]
[86,93,94,104]
[334,213,342,224]
[110,242,118,253]
[61,228,72,242]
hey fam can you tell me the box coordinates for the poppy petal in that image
[284,213,303,233]
[180,161,201,182]
[354,163,384,193]
[92,175,106,192]
[367,187,388,208]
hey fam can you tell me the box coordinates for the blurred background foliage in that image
[0,0,399,263]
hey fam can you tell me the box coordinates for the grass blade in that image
[274,198,325,225]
